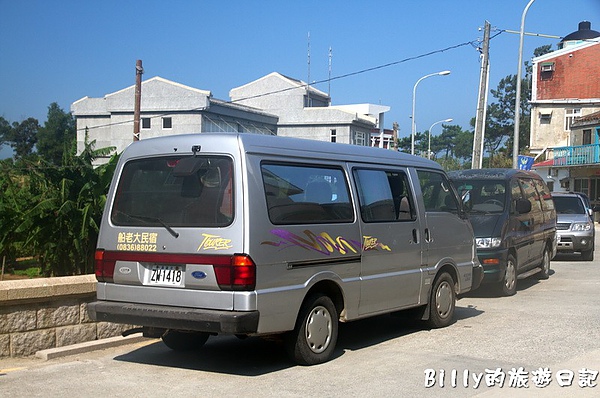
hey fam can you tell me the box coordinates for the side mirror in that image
[516,198,531,214]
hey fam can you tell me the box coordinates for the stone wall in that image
[0,275,132,358]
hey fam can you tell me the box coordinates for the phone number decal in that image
[116,243,157,252]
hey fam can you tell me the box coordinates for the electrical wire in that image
[74,36,493,133]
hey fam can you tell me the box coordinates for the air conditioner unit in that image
[541,62,555,72]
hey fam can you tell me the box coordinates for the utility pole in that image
[133,60,143,141]
[472,21,491,169]
[513,0,536,168]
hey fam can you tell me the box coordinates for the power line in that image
[75,35,501,133]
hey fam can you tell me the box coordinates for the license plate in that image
[147,265,184,286]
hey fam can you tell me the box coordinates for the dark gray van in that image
[449,169,556,296]
[88,133,482,365]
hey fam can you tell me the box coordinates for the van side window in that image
[520,178,543,213]
[417,170,459,213]
[532,178,555,211]
[261,163,353,224]
[510,179,524,213]
[353,169,415,222]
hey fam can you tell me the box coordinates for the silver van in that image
[88,133,482,365]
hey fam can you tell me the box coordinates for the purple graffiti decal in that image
[262,229,362,256]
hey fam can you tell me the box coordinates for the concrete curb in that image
[35,334,152,360]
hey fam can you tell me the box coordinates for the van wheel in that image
[500,255,517,296]
[161,330,209,351]
[426,272,456,328]
[285,294,338,365]
[538,247,551,279]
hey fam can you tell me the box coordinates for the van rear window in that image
[261,163,353,224]
[111,155,233,227]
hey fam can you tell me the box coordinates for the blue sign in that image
[517,155,534,170]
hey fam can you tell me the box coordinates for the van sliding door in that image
[353,167,422,315]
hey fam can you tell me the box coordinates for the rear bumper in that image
[88,301,260,334]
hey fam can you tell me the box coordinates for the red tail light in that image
[95,249,115,283]
[94,250,255,291]
[214,254,256,291]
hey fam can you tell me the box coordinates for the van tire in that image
[285,294,338,365]
[161,330,209,351]
[538,247,551,279]
[426,272,456,328]
[500,255,517,296]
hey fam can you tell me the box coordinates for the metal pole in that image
[411,71,450,155]
[513,0,535,168]
[133,60,143,141]
[428,118,453,159]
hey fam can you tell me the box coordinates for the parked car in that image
[551,192,595,261]
[88,133,482,365]
[449,169,556,296]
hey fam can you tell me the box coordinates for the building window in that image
[583,129,592,145]
[162,117,172,129]
[141,118,151,129]
[353,131,367,146]
[330,129,337,143]
[565,108,582,131]
[539,112,552,124]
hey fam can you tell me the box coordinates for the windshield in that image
[453,179,506,214]
[553,196,585,215]
[111,155,233,228]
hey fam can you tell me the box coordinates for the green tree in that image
[484,45,553,159]
[0,116,10,146]
[4,118,39,158]
[0,158,30,266]
[36,102,76,165]
[11,136,116,276]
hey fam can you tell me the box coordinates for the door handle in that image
[424,228,433,243]
[412,228,419,244]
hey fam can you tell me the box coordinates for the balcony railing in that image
[553,144,600,166]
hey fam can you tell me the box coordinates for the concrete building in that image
[72,73,392,164]
[229,72,389,145]
[529,22,600,155]
[71,76,278,162]
[529,21,600,206]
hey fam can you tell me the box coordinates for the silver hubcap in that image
[305,305,332,354]
[505,260,516,290]
[435,281,453,318]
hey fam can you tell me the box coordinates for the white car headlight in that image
[571,222,593,231]
[476,237,502,249]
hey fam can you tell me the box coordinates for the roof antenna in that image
[328,46,332,101]
[307,31,311,107]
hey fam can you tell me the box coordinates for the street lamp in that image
[411,70,451,155]
[513,0,535,168]
[428,118,453,159]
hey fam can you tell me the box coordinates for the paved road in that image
[1,252,599,397]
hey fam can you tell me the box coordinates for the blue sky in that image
[1,0,599,159]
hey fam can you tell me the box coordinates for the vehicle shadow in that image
[553,252,587,262]
[464,269,555,299]
[113,305,483,375]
